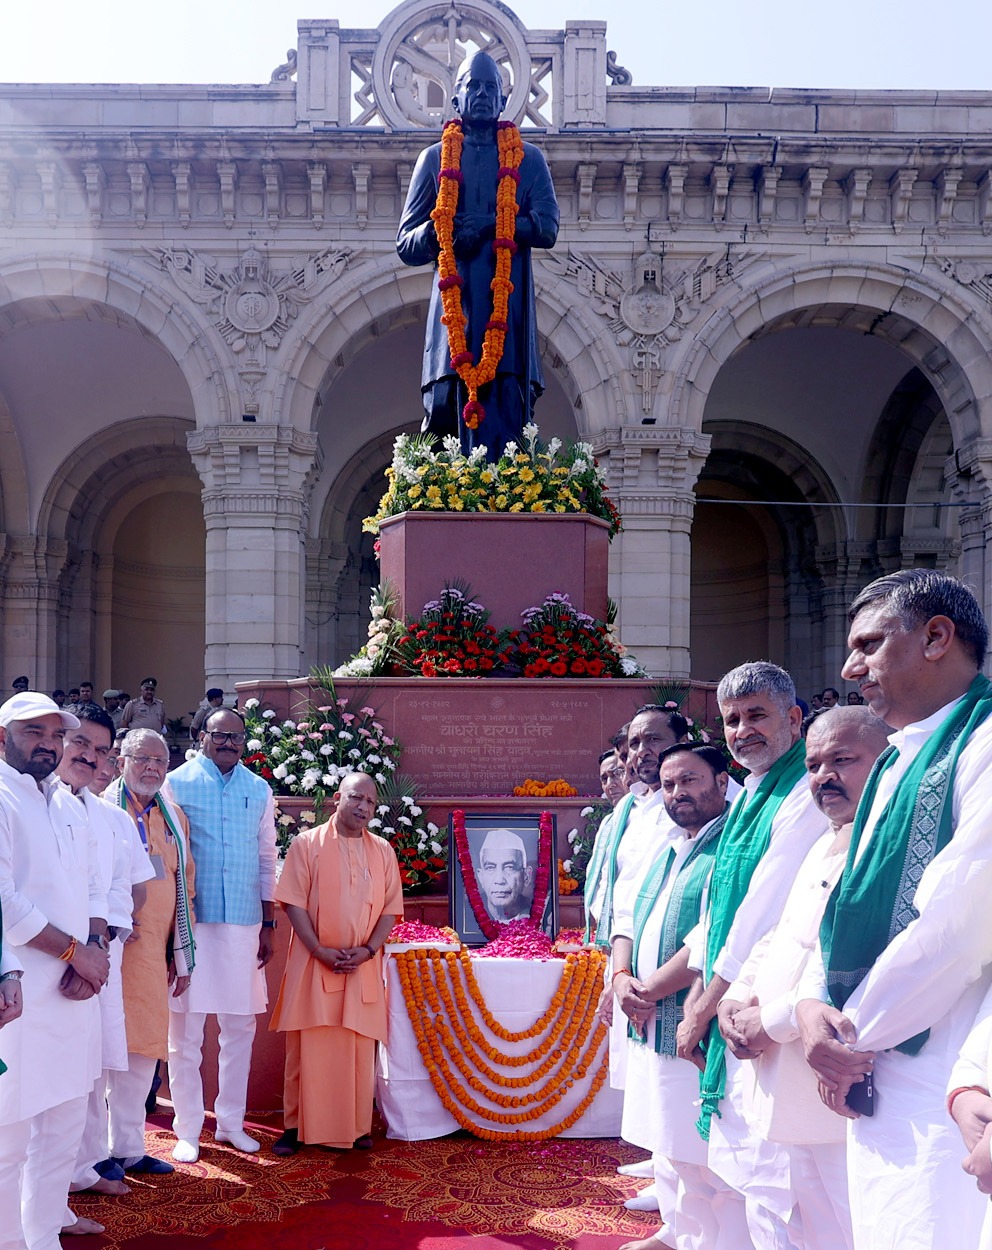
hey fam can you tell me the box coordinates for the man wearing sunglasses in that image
[164,707,278,1163]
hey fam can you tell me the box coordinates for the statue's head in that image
[452,51,507,124]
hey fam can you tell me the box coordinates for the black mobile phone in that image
[845,1070,875,1117]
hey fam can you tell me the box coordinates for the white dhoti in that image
[168,923,266,1140]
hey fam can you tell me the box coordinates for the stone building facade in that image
[1,0,991,713]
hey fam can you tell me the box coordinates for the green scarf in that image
[822,673,992,1055]
[114,782,196,977]
[630,804,729,1055]
[696,738,808,1139]
[583,793,637,946]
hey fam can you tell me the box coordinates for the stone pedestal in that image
[377,511,611,634]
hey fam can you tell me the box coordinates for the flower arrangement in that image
[452,808,553,942]
[512,592,646,678]
[333,581,405,679]
[566,802,611,891]
[395,946,609,1140]
[513,777,578,797]
[471,918,555,960]
[431,119,524,431]
[273,801,321,857]
[393,584,513,678]
[367,774,447,891]
[387,920,459,945]
[557,859,579,896]
[363,425,622,539]
[241,692,399,816]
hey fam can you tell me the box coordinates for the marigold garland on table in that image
[430,119,524,431]
[452,809,553,940]
[513,777,578,797]
[395,947,609,1139]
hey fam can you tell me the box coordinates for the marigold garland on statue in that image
[395,948,609,1140]
[430,119,524,431]
[452,809,553,940]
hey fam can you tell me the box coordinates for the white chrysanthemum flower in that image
[300,750,315,762]
[410,805,422,817]
[567,827,578,844]
[580,805,594,817]
[247,738,262,751]
[338,730,352,740]
[366,753,381,764]
[348,748,362,760]
[278,814,294,827]
[273,763,288,780]
[269,726,282,738]
[397,815,412,827]
[262,709,276,719]
[430,841,443,855]
[377,804,390,814]
[375,772,386,784]
[318,743,333,756]
[244,698,260,710]
[284,774,297,786]
[367,818,382,829]
[563,859,573,873]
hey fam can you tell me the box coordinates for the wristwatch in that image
[87,934,111,952]
[0,969,23,982]
[261,919,277,930]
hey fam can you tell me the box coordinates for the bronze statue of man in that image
[396,52,560,460]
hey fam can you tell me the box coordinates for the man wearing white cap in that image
[477,829,534,922]
[0,692,109,1250]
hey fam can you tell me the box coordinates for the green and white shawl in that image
[583,792,637,947]
[696,738,808,1139]
[822,673,992,1055]
[629,804,729,1055]
[109,780,196,977]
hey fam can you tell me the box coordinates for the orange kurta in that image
[119,803,195,1059]
[269,817,402,1148]
[269,818,403,1040]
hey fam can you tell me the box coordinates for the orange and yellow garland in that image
[430,119,524,431]
[395,947,609,1141]
[513,777,578,797]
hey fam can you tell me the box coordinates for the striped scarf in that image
[108,780,196,976]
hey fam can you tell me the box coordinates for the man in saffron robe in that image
[396,50,559,459]
[270,772,402,1154]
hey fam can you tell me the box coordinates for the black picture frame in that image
[448,811,558,945]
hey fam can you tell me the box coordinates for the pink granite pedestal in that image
[378,511,611,632]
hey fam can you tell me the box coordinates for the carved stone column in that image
[0,535,66,692]
[593,426,710,677]
[187,425,321,688]
[948,438,992,635]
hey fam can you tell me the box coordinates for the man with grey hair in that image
[676,661,828,1250]
[798,569,992,1250]
[477,828,534,922]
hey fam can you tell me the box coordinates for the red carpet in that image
[68,1113,657,1249]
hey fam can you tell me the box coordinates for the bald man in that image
[478,829,534,922]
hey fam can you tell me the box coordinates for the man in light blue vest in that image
[165,707,278,1163]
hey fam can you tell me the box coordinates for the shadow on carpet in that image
[69,1114,656,1249]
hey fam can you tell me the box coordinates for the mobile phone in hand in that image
[845,1070,875,1117]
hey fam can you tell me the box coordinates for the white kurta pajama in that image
[801,701,992,1250]
[948,982,992,1250]
[0,760,105,1250]
[66,791,153,1198]
[702,772,828,1250]
[608,785,681,1234]
[616,814,753,1250]
[726,833,852,1250]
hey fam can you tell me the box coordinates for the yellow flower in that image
[523,484,542,502]
[447,495,465,511]
[416,464,429,477]
[519,467,535,482]
[515,454,529,465]
[495,494,508,508]
[509,501,524,512]
[480,469,495,485]
[530,500,546,512]
[554,504,566,512]
[408,484,423,500]
[426,485,443,504]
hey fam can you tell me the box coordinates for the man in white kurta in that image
[613,744,752,1250]
[798,570,992,1250]
[166,707,277,1161]
[719,707,891,1250]
[947,981,992,1249]
[55,707,153,1218]
[0,693,108,1250]
[677,663,828,1250]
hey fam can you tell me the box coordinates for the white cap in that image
[0,692,80,730]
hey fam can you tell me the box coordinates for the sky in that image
[0,0,989,92]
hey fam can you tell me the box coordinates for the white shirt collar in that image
[888,693,966,762]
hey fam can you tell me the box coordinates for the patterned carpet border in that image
[69,1115,654,1249]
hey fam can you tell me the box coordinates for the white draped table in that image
[376,954,624,1140]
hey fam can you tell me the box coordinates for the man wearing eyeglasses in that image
[164,708,277,1163]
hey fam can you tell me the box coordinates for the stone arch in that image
[692,421,843,690]
[670,262,992,451]
[0,382,29,535]
[276,254,627,438]
[36,415,203,704]
[0,252,233,429]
